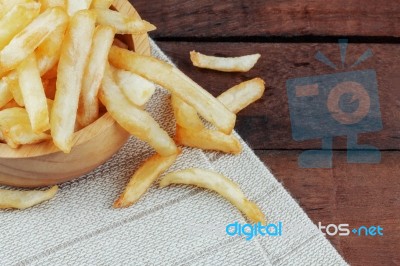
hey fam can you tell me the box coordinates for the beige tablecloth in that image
[0,40,347,266]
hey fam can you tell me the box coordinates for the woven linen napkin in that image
[0,40,347,266]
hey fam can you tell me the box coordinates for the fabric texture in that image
[0,40,347,266]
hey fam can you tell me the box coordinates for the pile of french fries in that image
[0,0,266,224]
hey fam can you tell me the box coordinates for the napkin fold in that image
[0,40,347,266]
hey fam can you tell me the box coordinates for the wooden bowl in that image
[0,0,150,188]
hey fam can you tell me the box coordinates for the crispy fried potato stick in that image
[36,22,68,76]
[0,0,31,18]
[0,186,58,210]
[175,125,241,155]
[94,9,156,34]
[160,168,266,224]
[66,0,92,16]
[0,7,68,75]
[51,10,96,153]
[91,0,113,9]
[217,78,265,114]
[0,78,13,108]
[170,95,204,130]
[2,71,24,107]
[99,64,178,156]
[114,152,179,208]
[78,25,114,127]
[39,0,66,11]
[190,51,261,72]
[17,53,50,133]
[0,3,40,50]
[109,46,236,134]
[111,66,156,107]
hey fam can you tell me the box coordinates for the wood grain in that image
[132,0,400,38]
[257,150,400,266]
[156,41,400,150]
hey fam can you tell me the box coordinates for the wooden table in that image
[132,1,400,265]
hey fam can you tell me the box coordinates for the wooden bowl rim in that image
[0,0,149,159]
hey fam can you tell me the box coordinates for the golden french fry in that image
[36,22,68,76]
[109,46,236,134]
[217,78,265,114]
[114,151,179,208]
[51,10,96,153]
[160,168,266,224]
[0,186,58,210]
[175,125,242,155]
[190,51,261,72]
[111,66,156,107]
[77,25,114,127]
[91,0,113,9]
[0,78,13,108]
[17,53,50,133]
[66,0,92,16]
[170,95,204,130]
[2,71,24,107]
[0,3,40,50]
[94,9,156,34]
[0,0,32,18]
[0,7,69,75]
[38,0,66,11]
[100,64,178,156]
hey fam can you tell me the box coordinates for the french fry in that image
[91,0,113,9]
[109,46,236,134]
[38,0,66,12]
[78,25,115,127]
[160,168,266,224]
[66,0,92,16]
[0,186,58,210]
[51,10,96,153]
[175,125,242,155]
[36,22,68,76]
[94,9,156,34]
[111,66,156,107]
[2,71,24,107]
[171,95,204,131]
[114,151,179,208]
[0,7,69,75]
[190,51,261,72]
[0,3,40,50]
[17,53,50,133]
[0,79,13,108]
[217,78,265,114]
[0,0,32,18]
[99,64,178,156]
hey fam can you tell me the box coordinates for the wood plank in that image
[156,41,400,150]
[132,0,400,38]
[256,150,400,266]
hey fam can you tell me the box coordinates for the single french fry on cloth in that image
[190,51,261,72]
[0,0,32,18]
[78,25,115,127]
[0,107,51,148]
[17,53,50,133]
[99,64,178,156]
[217,78,265,114]
[0,3,40,50]
[0,78,13,108]
[111,65,156,107]
[109,46,236,134]
[2,71,24,107]
[175,125,242,155]
[0,7,68,75]
[114,151,179,208]
[51,10,96,153]
[90,0,113,9]
[66,0,92,16]
[170,95,204,131]
[94,9,156,35]
[36,22,68,76]
[0,186,58,210]
[38,0,66,12]
[160,168,266,224]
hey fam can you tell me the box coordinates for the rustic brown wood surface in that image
[132,0,400,265]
